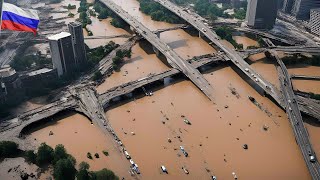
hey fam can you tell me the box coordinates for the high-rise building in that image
[282,0,320,20]
[310,8,320,36]
[68,22,87,67]
[246,0,279,29]
[48,32,76,77]
[291,0,320,20]
[282,0,295,13]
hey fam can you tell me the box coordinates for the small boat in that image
[161,165,168,174]
[183,118,191,125]
[182,166,189,174]
[180,146,189,157]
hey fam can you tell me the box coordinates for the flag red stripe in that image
[1,20,37,34]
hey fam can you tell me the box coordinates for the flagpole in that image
[0,0,4,37]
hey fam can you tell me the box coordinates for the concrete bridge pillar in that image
[199,31,202,38]
[153,45,161,57]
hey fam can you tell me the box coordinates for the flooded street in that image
[96,43,170,93]
[106,66,310,179]
[27,113,131,179]
[14,0,317,179]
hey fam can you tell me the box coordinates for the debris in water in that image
[243,144,248,150]
[224,105,229,108]
[49,131,54,136]
[183,118,192,125]
[168,138,172,143]
[263,125,269,131]
[182,166,189,174]
[131,132,135,135]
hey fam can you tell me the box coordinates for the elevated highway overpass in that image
[154,0,283,106]
[99,0,214,101]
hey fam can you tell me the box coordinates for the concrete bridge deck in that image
[99,0,215,101]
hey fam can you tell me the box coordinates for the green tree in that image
[25,150,36,164]
[36,143,54,165]
[92,168,119,180]
[53,144,68,163]
[77,162,91,180]
[53,158,77,180]
[93,71,103,81]
[0,141,19,158]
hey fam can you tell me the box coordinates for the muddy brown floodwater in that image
[27,113,131,179]
[287,66,320,77]
[96,43,170,93]
[160,29,216,59]
[84,17,130,48]
[292,80,320,94]
[249,53,281,89]
[233,36,259,49]
[113,0,176,31]
[106,65,310,179]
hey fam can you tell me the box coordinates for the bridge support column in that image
[198,31,202,38]
[153,45,160,57]
[156,32,160,38]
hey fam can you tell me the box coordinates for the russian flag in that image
[1,2,39,34]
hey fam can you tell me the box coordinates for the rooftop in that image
[48,32,71,41]
[312,8,320,13]
[69,21,82,27]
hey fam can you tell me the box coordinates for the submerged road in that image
[99,0,214,101]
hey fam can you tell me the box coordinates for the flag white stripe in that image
[3,2,39,20]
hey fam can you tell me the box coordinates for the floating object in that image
[49,131,54,136]
[183,118,191,125]
[131,132,135,135]
[211,176,217,180]
[243,144,248,150]
[168,138,172,143]
[180,146,188,157]
[248,96,255,102]
[263,125,269,131]
[232,172,238,179]
[124,151,131,159]
[161,165,168,174]
[182,166,189,174]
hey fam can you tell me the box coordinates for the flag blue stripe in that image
[2,11,39,29]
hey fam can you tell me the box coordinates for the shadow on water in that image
[20,110,92,137]
[303,114,320,127]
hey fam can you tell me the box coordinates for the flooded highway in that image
[106,66,310,179]
[9,0,318,179]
